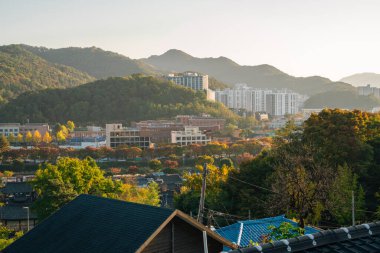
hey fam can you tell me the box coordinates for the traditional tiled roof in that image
[216,215,320,248]
[230,222,380,253]
[1,182,33,194]
[0,206,37,220]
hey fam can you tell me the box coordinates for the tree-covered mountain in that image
[0,75,237,124]
[22,45,158,79]
[340,73,380,88]
[142,49,350,95]
[0,45,94,104]
[304,89,380,110]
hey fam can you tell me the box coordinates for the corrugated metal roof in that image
[216,215,320,248]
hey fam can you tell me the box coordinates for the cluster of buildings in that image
[106,114,225,148]
[4,194,380,253]
[0,123,50,137]
[215,84,307,116]
[358,84,380,98]
[0,176,37,231]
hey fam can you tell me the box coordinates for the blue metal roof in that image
[215,215,320,249]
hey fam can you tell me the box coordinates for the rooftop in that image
[230,222,380,253]
[216,215,319,248]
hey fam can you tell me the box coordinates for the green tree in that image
[328,165,365,225]
[268,222,304,241]
[0,226,23,250]
[32,157,122,220]
[119,182,160,207]
[148,159,162,171]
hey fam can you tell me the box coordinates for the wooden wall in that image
[142,216,223,253]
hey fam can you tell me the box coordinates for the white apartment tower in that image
[215,84,303,116]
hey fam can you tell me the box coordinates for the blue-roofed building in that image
[215,215,320,249]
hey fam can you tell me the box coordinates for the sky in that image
[1,0,380,81]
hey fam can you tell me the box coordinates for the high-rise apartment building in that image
[166,72,208,90]
[215,84,303,116]
[358,85,380,98]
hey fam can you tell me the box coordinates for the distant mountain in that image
[304,89,380,110]
[0,75,237,124]
[340,73,380,88]
[22,45,158,79]
[142,49,347,95]
[0,45,94,104]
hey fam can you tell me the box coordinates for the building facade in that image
[105,124,151,148]
[176,114,226,131]
[358,84,380,98]
[132,120,185,144]
[0,123,20,137]
[19,123,50,136]
[166,72,209,90]
[171,127,211,146]
[215,84,304,116]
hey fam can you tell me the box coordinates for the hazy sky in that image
[1,0,380,80]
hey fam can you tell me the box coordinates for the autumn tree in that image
[148,159,162,171]
[16,133,23,143]
[33,130,42,144]
[66,120,75,132]
[0,136,10,155]
[56,130,66,143]
[118,182,160,207]
[42,132,52,144]
[25,131,33,143]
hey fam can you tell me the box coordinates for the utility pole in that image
[352,190,355,226]
[197,163,208,224]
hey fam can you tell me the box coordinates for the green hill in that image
[0,75,237,124]
[304,89,380,110]
[22,45,157,79]
[142,49,351,96]
[0,45,94,104]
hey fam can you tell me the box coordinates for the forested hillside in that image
[0,75,237,124]
[142,49,352,95]
[22,45,157,79]
[0,45,94,104]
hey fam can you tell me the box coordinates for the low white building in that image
[105,124,151,148]
[171,127,211,146]
[0,123,20,137]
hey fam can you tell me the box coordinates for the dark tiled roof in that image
[216,215,319,248]
[0,206,37,220]
[1,182,33,194]
[230,222,380,253]
[3,195,175,253]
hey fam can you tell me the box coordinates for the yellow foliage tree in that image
[7,133,15,143]
[118,182,160,207]
[33,130,42,144]
[56,130,66,142]
[25,131,33,143]
[42,132,52,143]
[66,120,75,132]
[16,133,23,143]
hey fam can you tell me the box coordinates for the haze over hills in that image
[0,45,94,104]
[340,73,380,88]
[0,75,237,124]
